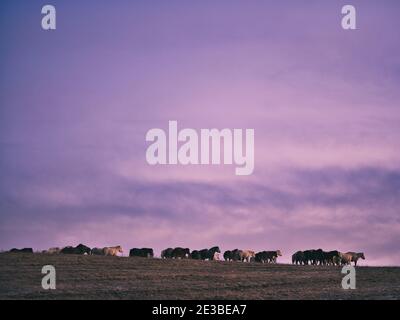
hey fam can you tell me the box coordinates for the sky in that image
[1,0,400,266]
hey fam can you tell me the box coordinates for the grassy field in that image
[0,253,399,300]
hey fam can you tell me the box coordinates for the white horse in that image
[240,250,255,262]
[45,247,61,254]
[213,252,221,261]
[103,246,123,256]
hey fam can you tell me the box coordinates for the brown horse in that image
[103,246,123,256]
[346,252,365,266]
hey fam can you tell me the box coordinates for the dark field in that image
[0,253,399,300]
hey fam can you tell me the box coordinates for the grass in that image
[0,253,399,300]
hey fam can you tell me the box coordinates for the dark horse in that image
[199,246,221,260]
[60,243,91,255]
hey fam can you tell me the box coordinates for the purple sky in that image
[1,0,400,265]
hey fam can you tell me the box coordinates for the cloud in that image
[1,166,400,265]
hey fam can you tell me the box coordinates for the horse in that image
[91,247,105,255]
[346,252,365,266]
[240,250,255,262]
[161,248,173,259]
[103,246,123,256]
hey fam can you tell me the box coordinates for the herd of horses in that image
[292,249,365,266]
[6,245,366,266]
